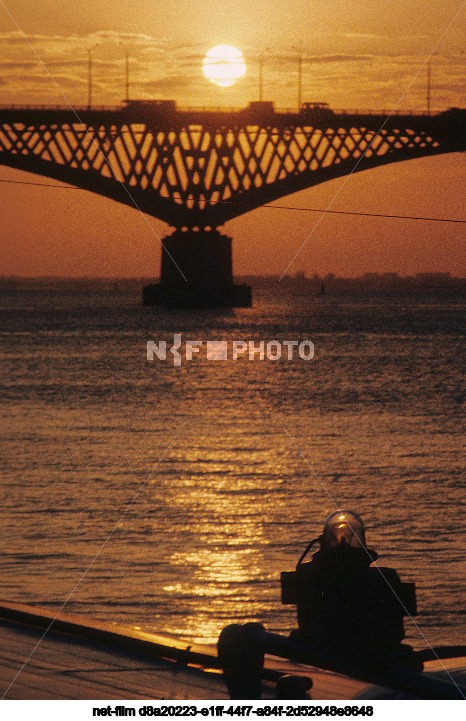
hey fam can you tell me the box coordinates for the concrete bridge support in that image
[142,229,252,307]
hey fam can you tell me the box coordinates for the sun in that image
[202,45,246,87]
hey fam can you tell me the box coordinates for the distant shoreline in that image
[0,273,464,294]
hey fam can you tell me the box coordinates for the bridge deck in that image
[0,105,453,128]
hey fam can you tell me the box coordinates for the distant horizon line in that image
[1,272,464,281]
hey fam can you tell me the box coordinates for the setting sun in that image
[202,45,246,87]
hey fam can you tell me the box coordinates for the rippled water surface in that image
[1,284,464,649]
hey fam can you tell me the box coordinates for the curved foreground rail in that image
[0,600,220,670]
[1,601,465,700]
[217,622,466,700]
[0,600,229,700]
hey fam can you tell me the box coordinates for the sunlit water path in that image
[1,285,464,648]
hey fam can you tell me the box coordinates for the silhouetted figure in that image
[281,511,418,663]
[218,511,421,699]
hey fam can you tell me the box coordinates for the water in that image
[0,283,464,650]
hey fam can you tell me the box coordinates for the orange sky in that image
[0,1,464,277]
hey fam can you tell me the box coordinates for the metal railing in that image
[0,103,445,117]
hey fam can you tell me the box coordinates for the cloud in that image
[0,60,38,70]
[138,76,197,93]
[0,29,464,111]
[268,52,374,65]
[306,54,374,64]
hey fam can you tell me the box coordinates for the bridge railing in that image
[178,107,434,116]
[0,103,441,117]
[0,104,122,112]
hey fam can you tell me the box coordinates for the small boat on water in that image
[317,282,326,297]
[0,600,465,701]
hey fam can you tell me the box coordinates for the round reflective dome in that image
[321,510,366,549]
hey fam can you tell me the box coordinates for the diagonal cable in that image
[3,178,463,224]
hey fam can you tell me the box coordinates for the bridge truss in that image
[0,106,464,229]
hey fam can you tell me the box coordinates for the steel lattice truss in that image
[0,109,463,227]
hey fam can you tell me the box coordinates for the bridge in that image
[1,100,464,306]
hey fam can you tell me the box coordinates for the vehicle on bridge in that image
[121,98,177,119]
[300,101,335,124]
[239,101,276,121]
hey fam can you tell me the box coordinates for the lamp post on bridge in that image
[426,53,439,116]
[292,46,303,109]
[259,52,264,101]
[297,52,302,109]
[125,50,130,102]
[87,48,92,110]
[258,49,270,102]
[120,44,130,102]
[427,58,432,116]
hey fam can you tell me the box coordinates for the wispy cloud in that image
[0,29,464,111]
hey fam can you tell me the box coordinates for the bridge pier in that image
[143,229,252,308]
